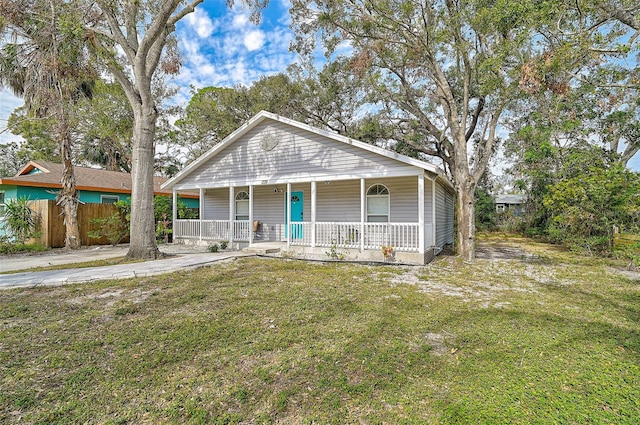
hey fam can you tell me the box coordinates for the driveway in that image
[0,244,251,290]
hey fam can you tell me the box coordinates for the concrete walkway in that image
[0,245,252,290]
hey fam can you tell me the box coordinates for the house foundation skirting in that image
[173,237,437,265]
[285,245,437,265]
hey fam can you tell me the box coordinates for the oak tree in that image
[291,0,552,260]
[84,0,268,258]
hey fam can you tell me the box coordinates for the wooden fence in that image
[613,226,640,250]
[30,200,130,248]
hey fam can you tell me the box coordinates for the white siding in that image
[203,188,228,220]
[253,185,287,241]
[435,181,455,248]
[314,177,426,223]
[444,187,455,245]
[173,121,421,190]
[423,177,433,224]
[386,176,419,223]
[316,180,360,221]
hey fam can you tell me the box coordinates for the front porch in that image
[175,219,432,251]
[175,219,435,263]
[171,176,441,264]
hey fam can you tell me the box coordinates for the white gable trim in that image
[162,111,453,191]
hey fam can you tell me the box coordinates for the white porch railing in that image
[362,223,421,252]
[288,222,313,246]
[175,220,423,252]
[233,220,251,242]
[174,219,202,239]
[174,219,249,241]
[315,222,361,249]
[202,220,229,240]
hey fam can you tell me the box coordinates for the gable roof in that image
[495,194,525,204]
[0,160,197,198]
[162,110,454,191]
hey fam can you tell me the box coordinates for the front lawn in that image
[1,239,638,423]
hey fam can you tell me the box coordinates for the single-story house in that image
[0,160,200,213]
[162,111,455,264]
[495,194,525,216]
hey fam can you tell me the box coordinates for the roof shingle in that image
[1,160,197,198]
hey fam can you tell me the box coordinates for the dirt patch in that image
[475,243,541,261]
[608,267,640,281]
[67,288,154,307]
[424,332,457,356]
[389,240,549,304]
[391,264,536,305]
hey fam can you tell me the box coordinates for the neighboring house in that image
[0,160,199,211]
[495,194,525,216]
[162,111,455,265]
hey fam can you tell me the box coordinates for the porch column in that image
[360,178,365,252]
[249,185,254,244]
[432,178,437,249]
[199,188,204,242]
[418,174,425,254]
[229,186,235,244]
[311,181,317,247]
[172,190,178,241]
[286,183,292,247]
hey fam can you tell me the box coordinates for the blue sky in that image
[0,0,298,145]
[1,0,639,172]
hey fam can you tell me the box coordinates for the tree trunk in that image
[127,103,162,259]
[455,172,476,261]
[58,122,81,249]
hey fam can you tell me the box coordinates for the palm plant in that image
[3,198,37,244]
[0,0,95,249]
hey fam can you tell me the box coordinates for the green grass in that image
[1,239,639,424]
[0,256,143,274]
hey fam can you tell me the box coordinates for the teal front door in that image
[285,191,304,239]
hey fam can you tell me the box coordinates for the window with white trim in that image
[235,191,250,220]
[0,191,5,215]
[366,184,390,222]
[101,195,119,204]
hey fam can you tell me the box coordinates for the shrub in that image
[88,201,130,246]
[543,162,640,255]
[614,242,640,270]
[0,235,47,254]
[3,197,38,243]
[156,213,171,243]
[209,243,219,252]
[153,196,198,243]
[220,240,228,250]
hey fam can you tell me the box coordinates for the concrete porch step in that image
[242,245,282,254]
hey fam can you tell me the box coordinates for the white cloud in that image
[244,30,265,51]
[230,61,248,83]
[162,2,300,127]
[185,7,215,38]
[334,39,353,55]
[232,13,249,28]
